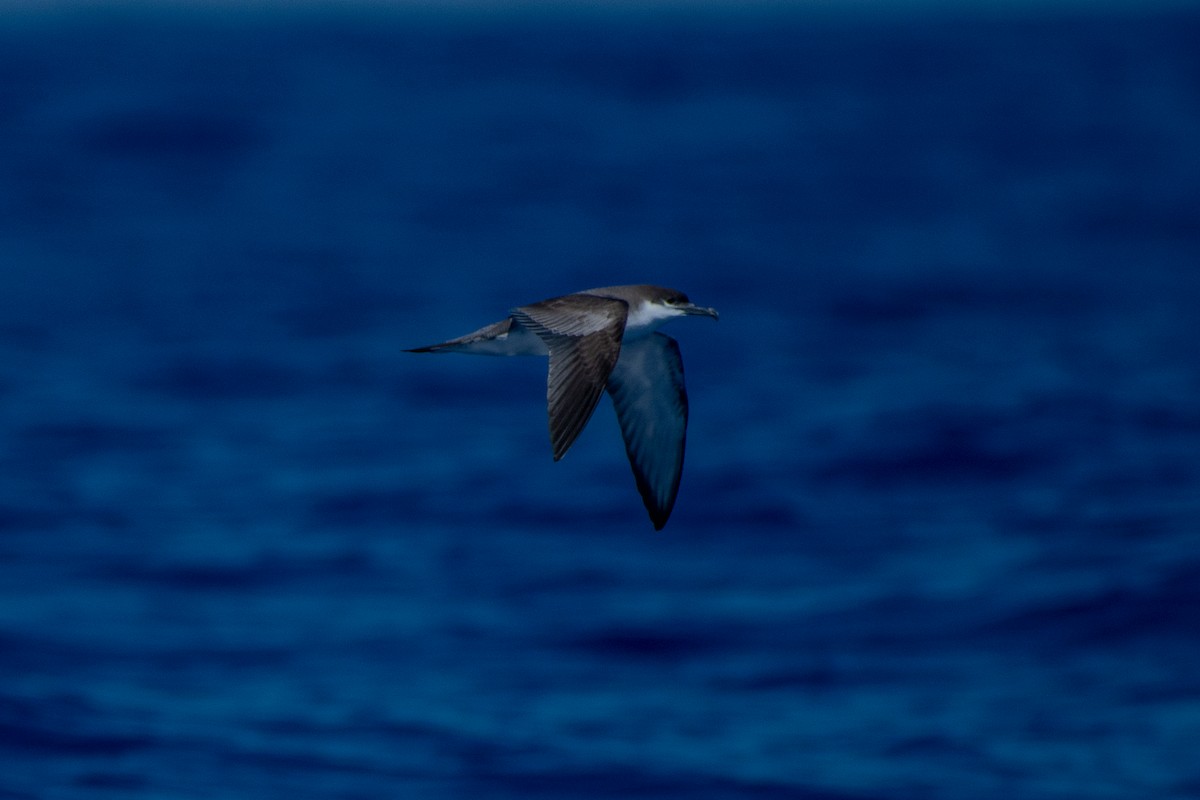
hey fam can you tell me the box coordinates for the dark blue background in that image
[2,3,1199,798]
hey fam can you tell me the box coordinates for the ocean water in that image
[2,4,1199,798]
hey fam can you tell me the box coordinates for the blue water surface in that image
[2,3,1199,798]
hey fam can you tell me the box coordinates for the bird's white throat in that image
[623,301,684,338]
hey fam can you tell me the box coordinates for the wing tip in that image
[550,429,571,461]
[646,497,675,530]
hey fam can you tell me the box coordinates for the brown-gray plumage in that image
[406,285,718,529]
[511,294,628,460]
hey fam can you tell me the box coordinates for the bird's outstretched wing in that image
[605,333,688,530]
[512,295,628,461]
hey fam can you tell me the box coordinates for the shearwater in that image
[407,285,719,530]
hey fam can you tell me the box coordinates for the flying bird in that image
[407,285,718,529]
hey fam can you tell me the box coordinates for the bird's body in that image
[407,285,718,529]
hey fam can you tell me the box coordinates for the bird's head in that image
[656,289,720,321]
[621,286,719,333]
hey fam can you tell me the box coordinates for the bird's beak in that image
[682,303,719,321]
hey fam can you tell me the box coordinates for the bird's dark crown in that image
[586,285,690,307]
